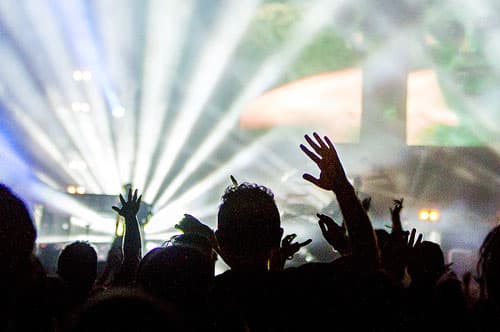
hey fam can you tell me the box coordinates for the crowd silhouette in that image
[0,132,497,331]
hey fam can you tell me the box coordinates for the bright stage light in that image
[76,186,86,195]
[144,0,262,202]
[73,70,83,81]
[419,209,429,221]
[66,185,77,194]
[429,209,440,221]
[111,106,125,118]
[153,0,344,208]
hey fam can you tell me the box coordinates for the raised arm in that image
[300,132,379,272]
[112,188,142,284]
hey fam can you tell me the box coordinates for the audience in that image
[0,132,496,331]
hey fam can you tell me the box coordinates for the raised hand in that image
[405,228,423,249]
[317,214,350,255]
[269,234,312,270]
[300,132,349,192]
[389,198,404,234]
[112,188,142,218]
[175,213,219,252]
[280,234,312,260]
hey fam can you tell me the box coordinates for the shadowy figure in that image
[0,184,51,331]
[215,182,283,272]
[471,224,500,330]
[70,288,182,332]
[136,240,216,331]
[57,241,98,306]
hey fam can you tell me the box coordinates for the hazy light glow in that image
[153,0,344,209]
[145,0,262,202]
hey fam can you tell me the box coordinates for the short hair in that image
[0,184,36,260]
[136,246,214,304]
[217,182,281,256]
[58,241,97,288]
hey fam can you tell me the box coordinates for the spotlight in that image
[76,186,86,195]
[73,70,92,81]
[418,209,430,221]
[429,209,440,221]
[112,106,125,118]
[61,223,69,230]
[72,70,83,81]
[81,71,92,81]
[418,209,440,221]
[66,185,77,194]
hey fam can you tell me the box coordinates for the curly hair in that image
[217,181,281,257]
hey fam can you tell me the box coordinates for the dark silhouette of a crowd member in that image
[212,133,399,331]
[70,288,183,332]
[470,224,500,330]
[0,184,52,331]
[136,240,216,331]
[57,241,98,306]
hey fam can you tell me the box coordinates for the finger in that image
[302,173,321,187]
[119,194,126,206]
[304,134,322,153]
[299,239,312,247]
[133,189,138,201]
[415,233,423,246]
[112,206,121,214]
[128,188,132,201]
[324,135,335,151]
[408,228,416,246]
[283,234,296,245]
[300,144,321,163]
[318,219,328,236]
[137,195,142,206]
[313,132,327,149]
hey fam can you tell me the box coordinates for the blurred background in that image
[0,0,498,275]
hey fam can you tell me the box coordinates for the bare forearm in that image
[333,181,379,271]
[123,215,141,265]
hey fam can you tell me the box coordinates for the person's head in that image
[71,288,181,332]
[478,225,500,303]
[136,245,214,306]
[0,184,36,265]
[215,182,283,270]
[57,241,97,298]
[408,241,446,283]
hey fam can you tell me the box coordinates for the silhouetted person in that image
[57,241,97,306]
[0,184,51,331]
[70,288,182,332]
[471,225,500,330]
[136,241,216,331]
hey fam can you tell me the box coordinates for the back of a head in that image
[478,225,500,303]
[136,245,214,305]
[216,182,282,264]
[0,184,36,263]
[58,241,97,294]
[71,288,182,332]
[408,241,446,282]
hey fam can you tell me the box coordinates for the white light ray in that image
[144,0,262,202]
[154,0,344,208]
[146,131,277,233]
[132,0,195,191]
